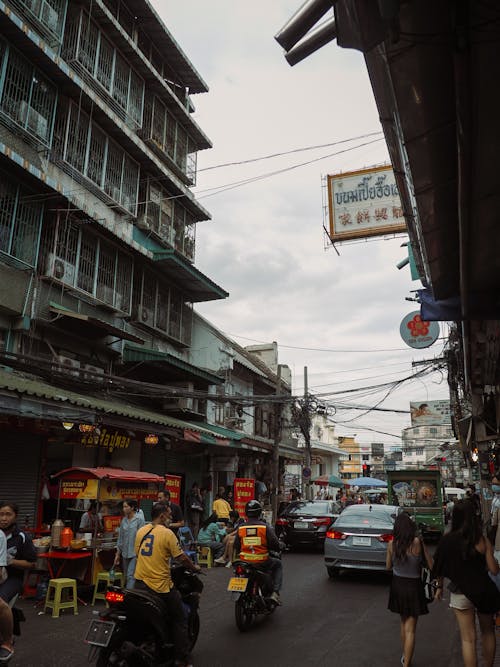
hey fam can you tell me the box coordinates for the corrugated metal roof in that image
[123,344,224,384]
[0,368,199,429]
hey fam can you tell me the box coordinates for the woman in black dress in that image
[386,512,432,666]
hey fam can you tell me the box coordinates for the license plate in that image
[85,619,115,648]
[227,577,248,592]
[294,521,308,529]
[352,536,371,546]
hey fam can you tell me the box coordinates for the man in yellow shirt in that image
[212,487,231,524]
[135,502,200,667]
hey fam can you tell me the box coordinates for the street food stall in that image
[51,466,164,582]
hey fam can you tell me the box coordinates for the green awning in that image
[0,367,202,429]
[123,344,223,385]
[49,302,144,344]
[183,421,245,447]
[152,248,228,302]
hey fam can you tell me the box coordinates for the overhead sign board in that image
[400,311,440,349]
[410,400,451,427]
[327,165,406,242]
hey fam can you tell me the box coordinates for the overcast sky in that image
[156,1,450,446]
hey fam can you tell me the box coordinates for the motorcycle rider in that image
[234,499,283,605]
[134,502,201,667]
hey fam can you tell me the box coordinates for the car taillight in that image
[326,530,347,540]
[313,517,332,527]
[275,518,288,526]
[235,564,246,576]
[377,533,393,543]
[105,590,125,604]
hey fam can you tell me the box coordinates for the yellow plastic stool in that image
[197,546,213,568]
[44,578,78,618]
[92,571,125,605]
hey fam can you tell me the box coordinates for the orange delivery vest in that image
[237,523,269,563]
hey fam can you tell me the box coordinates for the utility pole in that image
[271,365,282,522]
[304,366,312,500]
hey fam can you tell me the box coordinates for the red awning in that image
[54,466,164,483]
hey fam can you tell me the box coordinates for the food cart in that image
[52,466,164,582]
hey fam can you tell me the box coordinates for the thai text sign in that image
[81,428,131,452]
[60,478,99,499]
[327,165,406,242]
[99,482,158,501]
[233,478,255,518]
[165,474,182,505]
[410,400,451,427]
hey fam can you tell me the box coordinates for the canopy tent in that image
[346,477,386,488]
[312,474,345,488]
[53,466,164,484]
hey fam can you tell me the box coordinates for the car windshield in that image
[287,502,335,516]
[334,506,395,529]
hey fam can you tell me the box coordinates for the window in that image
[0,37,57,146]
[415,448,424,456]
[62,8,144,127]
[54,101,139,215]
[11,0,66,44]
[0,170,42,266]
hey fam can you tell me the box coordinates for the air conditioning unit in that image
[96,285,115,306]
[132,306,151,324]
[137,214,154,231]
[18,101,48,139]
[45,253,76,285]
[56,354,80,377]
[82,364,104,383]
[41,1,59,32]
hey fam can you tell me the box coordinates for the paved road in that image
[13,550,470,666]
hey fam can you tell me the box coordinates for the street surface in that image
[13,550,476,666]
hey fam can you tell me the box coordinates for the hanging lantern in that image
[144,434,159,446]
[79,424,95,433]
[61,422,74,430]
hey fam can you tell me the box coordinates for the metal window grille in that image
[62,8,144,128]
[0,38,56,146]
[0,172,41,267]
[57,101,139,215]
[9,0,67,45]
[155,285,168,332]
[168,290,182,341]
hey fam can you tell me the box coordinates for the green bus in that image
[387,470,445,538]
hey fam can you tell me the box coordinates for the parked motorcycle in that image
[85,566,203,666]
[227,555,280,632]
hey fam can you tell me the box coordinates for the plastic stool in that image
[22,571,45,598]
[44,578,78,618]
[92,571,125,605]
[197,546,213,568]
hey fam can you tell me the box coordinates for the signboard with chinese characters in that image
[165,474,182,505]
[327,165,406,242]
[233,478,255,518]
[400,311,440,349]
[410,400,451,427]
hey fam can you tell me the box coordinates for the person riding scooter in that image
[234,500,283,605]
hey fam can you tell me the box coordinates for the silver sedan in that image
[324,504,401,578]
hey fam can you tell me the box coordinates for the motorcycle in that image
[227,554,280,632]
[85,566,203,666]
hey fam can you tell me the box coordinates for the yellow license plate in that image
[227,577,248,592]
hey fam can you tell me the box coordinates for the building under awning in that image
[49,303,144,344]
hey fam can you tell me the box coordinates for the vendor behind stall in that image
[79,501,103,533]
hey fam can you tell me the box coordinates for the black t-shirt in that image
[6,525,37,580]
[167,502,184,535]
[432,531,500,613]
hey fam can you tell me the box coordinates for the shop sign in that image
[327,165,406,242]
[60,478,99,499]
[165,474,182,505]
[99,482,158,501]
[400,311,439,349]
[81,428,131,452]
[233,478,255,518]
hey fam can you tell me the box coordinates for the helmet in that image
[245,500,262,518]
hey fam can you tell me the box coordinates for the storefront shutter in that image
[0,431,43,527]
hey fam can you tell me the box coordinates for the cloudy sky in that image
[155,1,449,446]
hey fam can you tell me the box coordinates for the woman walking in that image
[386,512,432,666]
[433,498,500,667]
[113,499,145,588]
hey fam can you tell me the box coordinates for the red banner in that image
[233,478,255,518]
[165,474,182,505]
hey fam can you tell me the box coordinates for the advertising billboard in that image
[327,165,407,242]
[410,400,451,427]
